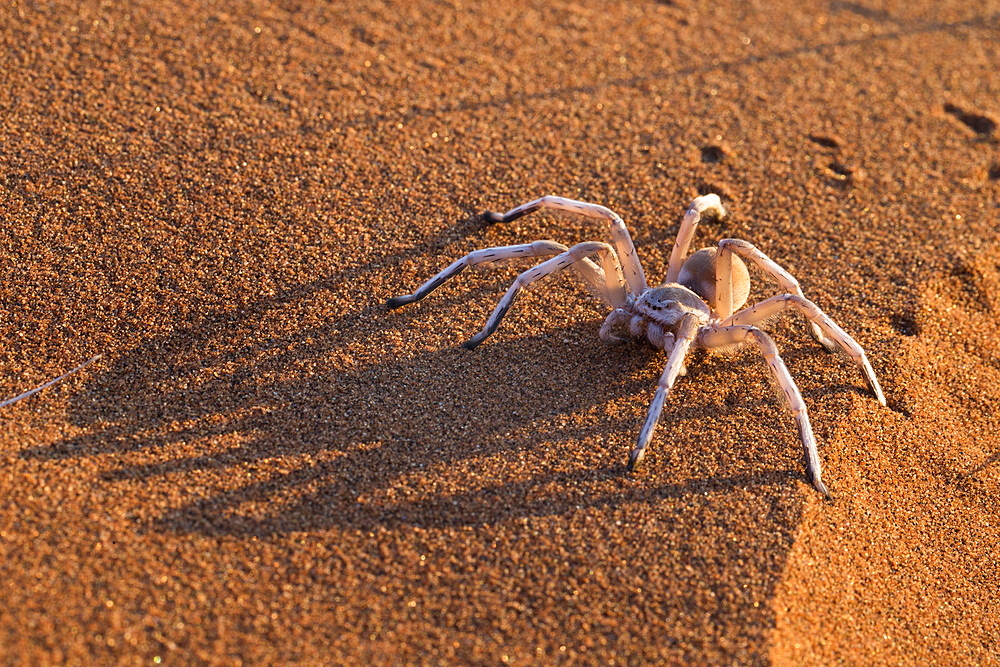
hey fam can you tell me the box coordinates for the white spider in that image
[387,195,886,498]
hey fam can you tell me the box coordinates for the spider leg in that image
[715,239,838,350]
[664,194,727,283]
[699,325,832,499]
[483,196,646,297]
[723,294,886,405]
[463,242,625,349]
[627,313,700,471]
[388,240,587,308]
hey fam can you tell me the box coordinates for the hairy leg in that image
[483,196,646,297]
[627,312,700,471]
[699,325,832,499]
[714,238,837,349]
[723,294,886,405]
[664,194,727,283]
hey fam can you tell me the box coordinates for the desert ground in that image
[1,0,998,664]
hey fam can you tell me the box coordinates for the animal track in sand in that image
[807,134,842,150]
[943,103,997,139]
[825,162,854,183]
[700,144,726,164]
[889,313,920,337]
[806,133,863,185]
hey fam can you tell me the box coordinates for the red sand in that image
[1,0,998,663]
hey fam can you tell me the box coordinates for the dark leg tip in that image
[482,211,504,224]
[627,449,644,472]
[460,338,482,350]
[869,381,887,407]
[809,475,833,501]
[385,296,410,310]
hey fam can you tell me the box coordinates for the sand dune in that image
[1,0,997,663]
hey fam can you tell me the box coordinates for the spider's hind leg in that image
[700,325,833,499]
[664,194,727,283]
[715,239,839,351]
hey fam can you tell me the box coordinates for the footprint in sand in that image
[944,102,998,140]
[807,134,863,185]
[943,103,1000,188]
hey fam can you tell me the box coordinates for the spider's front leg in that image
[724,294,886,405]
[387,241,569,309]
[627,313,699,471]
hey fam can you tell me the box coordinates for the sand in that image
[1,0,998,663]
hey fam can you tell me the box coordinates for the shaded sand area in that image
[2,0,998,663]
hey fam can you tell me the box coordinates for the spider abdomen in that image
[678,247,750,314]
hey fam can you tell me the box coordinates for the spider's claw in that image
[626,447,646,472]
[482,211,504,224]
[461,335,484,350]
[810,475,833,501]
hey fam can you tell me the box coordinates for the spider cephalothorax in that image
[387,194,886,498]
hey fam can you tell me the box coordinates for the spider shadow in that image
[21,256,829,538]
[156,458,803,536]
[18,256,844,663]
[19,259,634,499]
